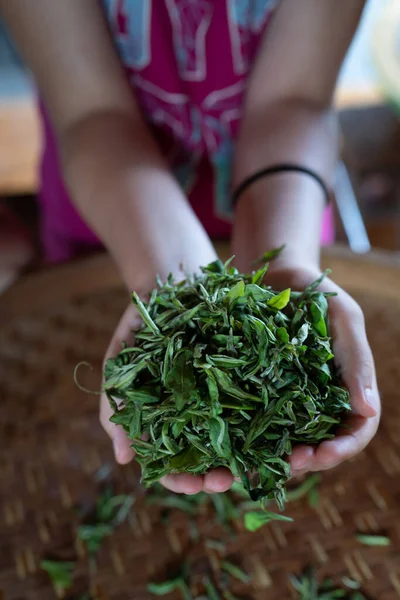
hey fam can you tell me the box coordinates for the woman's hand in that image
[100,302,235,496]
[263,261,381,476]
[99,235,235,496]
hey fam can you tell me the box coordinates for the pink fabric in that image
[38,0,334,262]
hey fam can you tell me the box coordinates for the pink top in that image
[39,0,334,262]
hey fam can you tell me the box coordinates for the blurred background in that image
[1,0,400,293]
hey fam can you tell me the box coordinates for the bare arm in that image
[1,1,226,493]
[233,0,366,270]
[233,0,380,478]
[1,0,215,287]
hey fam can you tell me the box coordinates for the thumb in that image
[329,294,380,419]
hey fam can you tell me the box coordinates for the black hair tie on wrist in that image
[232,163,330,208]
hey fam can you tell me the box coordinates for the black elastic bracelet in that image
[232,163,330,207]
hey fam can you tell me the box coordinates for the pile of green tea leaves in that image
[104,255,350,507]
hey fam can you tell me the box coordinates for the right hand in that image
[100,301,234,496]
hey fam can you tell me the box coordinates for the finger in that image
[312,413,380,469]
[160,473,204,495]
[329,295,380,419]
[291,413,380,473]
[203,468,234,493]
[100,392,135,464]
[290,468,309,479]
[100,305,139,464]
[290,445,315,474]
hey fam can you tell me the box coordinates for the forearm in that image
[61,111,216,289]
[232,101,339,270]
[1,1,215,286]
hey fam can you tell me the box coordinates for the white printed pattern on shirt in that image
[166,0,213,81]
[227,0,278,74]
[103,0,152,69]
[133,74,244,154]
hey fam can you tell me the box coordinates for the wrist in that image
[232,175,323,273]
[99,187,217,290]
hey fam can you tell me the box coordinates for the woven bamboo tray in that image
[1,246,400,600]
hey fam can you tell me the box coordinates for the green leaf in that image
[162,422,181,454]
[204,577,222,600]
[77,523,114,555]
[208,355,248,369]
[104,360,148,390]
[256,245,285,263]
[165,350,197,411]
[310,301,328,337]
[205,370,222,416]
[251,264,269,285]
[209,417,232,459]
[211,368,262,403]
[356,534,391,546]
[127,408,141,438]
[244,510,293,531]
[148,577,185,595]
[296,323,309,345]
[227,280,245,305]
[203,259,224,273]
[277,327,289,344]
[41,560,75,591]
[169,445,204,471]
[132,292,160,335]
[267,288,291,310]
[221,560,250,584]
[342,577,361,590]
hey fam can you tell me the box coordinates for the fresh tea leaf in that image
[267,288,291,310]
[256,245,285,263]
[165,350,197,411]
[204,577,222,600]
[356,534,391,547]
[148,577,186,596]
[209,417,232,459]
[41,560,75,592]
[221,560,250,584]
[244,510,293,531]
[227,280,245,305]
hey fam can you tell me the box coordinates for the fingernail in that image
[364,387,376,411]
[291,458,309,471]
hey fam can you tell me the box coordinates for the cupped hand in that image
[100,304,234,496]
[265,262,381,476]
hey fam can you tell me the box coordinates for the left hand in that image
[263,261,380,477]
